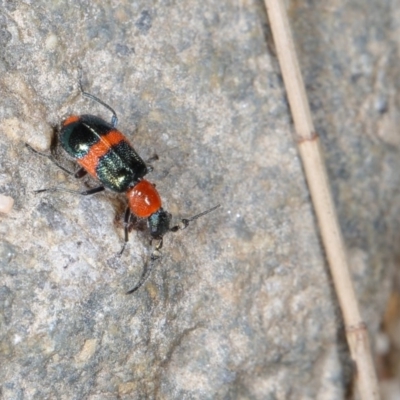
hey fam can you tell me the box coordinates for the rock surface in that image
[0,0,399,399]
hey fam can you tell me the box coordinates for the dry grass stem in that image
[263,0,380,398]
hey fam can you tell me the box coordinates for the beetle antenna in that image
[170,204,221,232]
[186,204,221,223]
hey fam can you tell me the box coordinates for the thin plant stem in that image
[263,1,380,398]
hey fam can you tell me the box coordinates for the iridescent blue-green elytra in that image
[60,114,148,192]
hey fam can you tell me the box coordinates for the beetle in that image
[27,79,219,293]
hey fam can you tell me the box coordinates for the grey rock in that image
[0,0,399,399]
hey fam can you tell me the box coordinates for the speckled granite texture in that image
[0,1,400,399]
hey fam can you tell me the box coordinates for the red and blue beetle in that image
[27,80,219,293]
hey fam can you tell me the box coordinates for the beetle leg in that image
[26,144,89,179]
[118,207,132,256]
[34,185,105,196]
[26,143,75,176]
[78,76,119,128]
[125,238,163,294]
[74,168,88,179]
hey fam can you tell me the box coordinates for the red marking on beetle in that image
[62,115,80,126]
[78,129,127,177]
[127,179,162,218]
